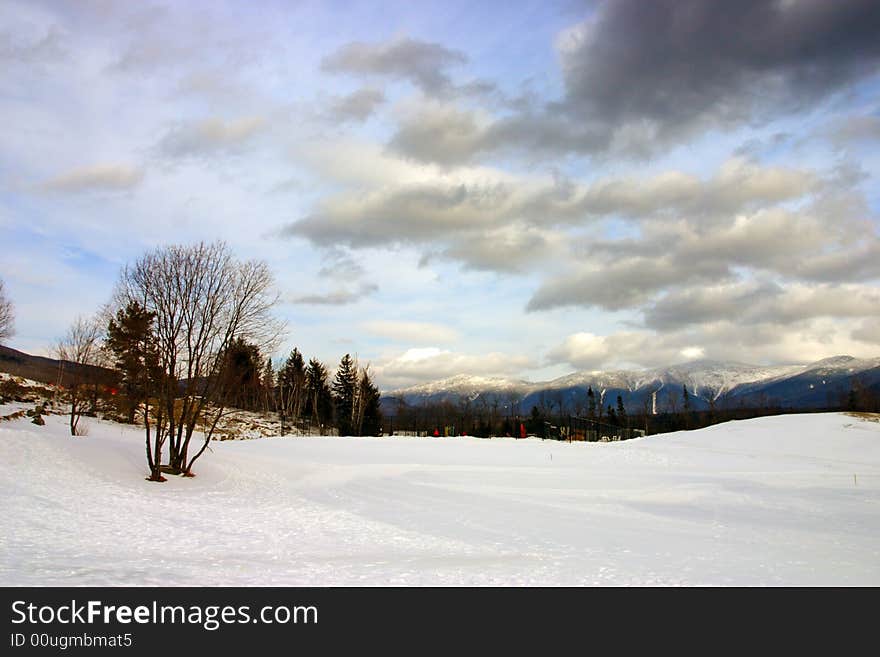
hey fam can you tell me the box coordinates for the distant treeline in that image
[384,382,880,439]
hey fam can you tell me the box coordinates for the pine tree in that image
[261,357,275,414]
[219,338,263,410]
[332,354,358,436]
[358,369,382,436]
[682,384,691,429]
[528,405,546,438]
[106,301,157,423]
[278,348,306,423]
[305,358,332,433]
[616,394,627,428]
[587,386,596,419]
[106,304,164,480]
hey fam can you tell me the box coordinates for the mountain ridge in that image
[385,355,880,413]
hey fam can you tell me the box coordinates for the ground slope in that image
[1,412,878,585]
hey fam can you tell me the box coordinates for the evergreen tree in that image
[278,348,306,422]
[616,394,627,428]
[261,357,275,414]
[358,369,382,436]
[332,354,358,436]
[682,384,691,429]
[219,338,263,410]
[587,386,596,419]
[305,358,332,433]
[106,301,157,423]
[528,405,546,438]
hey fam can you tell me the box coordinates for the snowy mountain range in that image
[384,356,880,413]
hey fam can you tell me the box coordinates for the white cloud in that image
[40,164,143,193]
[362,320,459,344]
[374,347,534,389]
[157,116,266,158]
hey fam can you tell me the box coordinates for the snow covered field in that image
[1,411,878,586]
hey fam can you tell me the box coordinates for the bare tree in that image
[114,241,282,478]
[0,278,13,343]
[56,316,102,436]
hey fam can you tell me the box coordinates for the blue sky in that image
[1,0,879,389]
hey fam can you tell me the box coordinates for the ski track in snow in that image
[1,412,879,586]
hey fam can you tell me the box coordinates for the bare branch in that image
[0,278,14,343]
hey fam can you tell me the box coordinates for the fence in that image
[546,416,645,442]
[379,413,645,441]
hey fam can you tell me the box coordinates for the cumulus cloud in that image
[284,180,513,246]
[0,24,66,65]
[288,282,378,306]
[644,282,880,331]
[287,154,820,254]
[793,241,880,283]
[374,347,534,389]
[828,114,880,147]
[546,318,880,372]
[529,193,879,313]
[156,116,266,158]
[40,164,143,193]
[576,158,817,221]
[328,87,385,122]
[389,102,488,165]
[852,318,880,345]
[527,254,730,312]
[322,37,468,95]
[437,224,561,273]
[317,248,365,281]
[362,320,459,344]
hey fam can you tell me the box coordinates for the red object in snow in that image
[519,423,526,439]
[433,428,440,437]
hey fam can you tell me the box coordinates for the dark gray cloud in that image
[321,37,467,95]
[559,0,880,142]
[329,87,385,122]
[385,1,880,165]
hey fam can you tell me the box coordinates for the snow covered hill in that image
[1,410,879,585]
[385,355,880,412]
